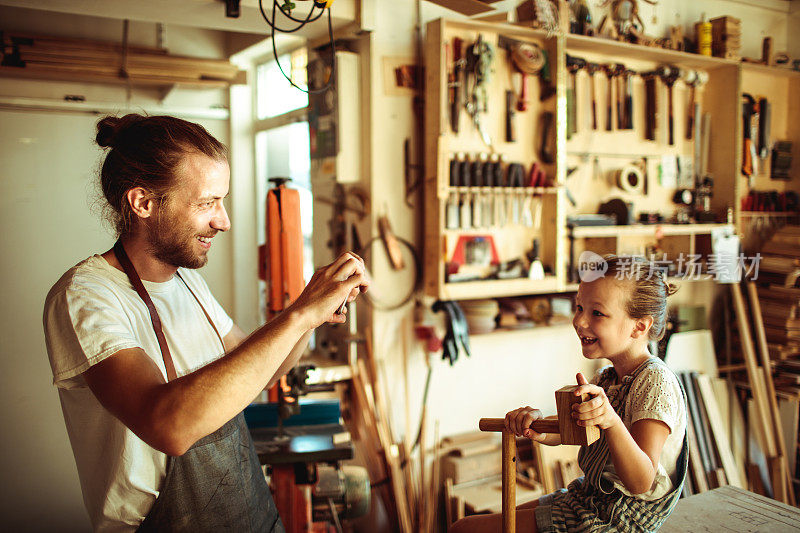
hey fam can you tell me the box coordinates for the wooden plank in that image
[6,31,168,55]
[731,284,778,458]
[695,374,743,487]
[683,409,710,493]
[471,11,510,23]
[747,281,796,505]
[661,486,800,532]
[710,378,748,486]
[681,373,716,475]
[424,0,495,16]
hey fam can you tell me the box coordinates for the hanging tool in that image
[505,90,516,142]
[378,215,405,271]
[586,63,600,130]
[465,34,495,148]
[493,155,507,227]
[758,97,771,160]
[497,36,546,113]
[658,66,679,145]
[484,154,499,227]
[681,69,698,139]
[566,55,586,139]
[741,93,758,179]
[643,71,657,141]
[431,300,471,366]
[459,154,473,229]
[528,162,547,228]
[620,67,634,130]
[471,153,487,228]
[506,163,525,224]
[613,63,626,131]
[603,64,616,131]
[538,111,556,164]
[566,55,586,137]
[449,37,465,133]
[446,155,460,229]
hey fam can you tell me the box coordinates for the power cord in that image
[258,0,337,94]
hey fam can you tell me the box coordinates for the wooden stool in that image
[479,386,600,533]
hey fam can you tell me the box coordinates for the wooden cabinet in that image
[423,18,774,301]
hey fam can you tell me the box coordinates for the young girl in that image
[452,255,687,533]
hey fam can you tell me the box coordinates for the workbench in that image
[661,486,800,532]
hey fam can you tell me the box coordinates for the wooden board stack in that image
[757,226,800,359]
[0,32,245,88]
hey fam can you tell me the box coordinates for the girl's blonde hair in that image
[601,255,679,341]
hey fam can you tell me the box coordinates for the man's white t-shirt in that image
[43,255,233,532]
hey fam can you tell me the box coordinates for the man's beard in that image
[146,213,210,270]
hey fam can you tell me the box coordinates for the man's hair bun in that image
[95,114,145,148]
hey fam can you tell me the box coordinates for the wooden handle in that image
[502,432,516,533]
[479,417,560,434]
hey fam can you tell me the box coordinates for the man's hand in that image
[572,372,622,430]
[288,252,369,330]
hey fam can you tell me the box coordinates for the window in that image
[254,49,314,323]
[256,49,308,119]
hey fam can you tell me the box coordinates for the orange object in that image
[265,178,304,404]
[266,178,304,316]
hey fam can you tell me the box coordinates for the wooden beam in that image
[747,281,796,505]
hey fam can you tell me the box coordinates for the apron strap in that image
[175,271,225,352]
[114,241,178,381]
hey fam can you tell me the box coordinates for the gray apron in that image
[136,412,282,532]
[112,241,284,532]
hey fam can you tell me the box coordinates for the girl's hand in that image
[504,406,547,442]
[572,372,622,430]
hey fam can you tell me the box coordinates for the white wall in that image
[0,6,233,531]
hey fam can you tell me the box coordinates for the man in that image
[43,114,368,532]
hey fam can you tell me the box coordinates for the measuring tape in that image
[617,165,644,194]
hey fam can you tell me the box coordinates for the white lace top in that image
[594,358,687,500]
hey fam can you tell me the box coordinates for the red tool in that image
[528,161,548,188]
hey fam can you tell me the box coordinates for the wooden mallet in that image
[478,386,600,533]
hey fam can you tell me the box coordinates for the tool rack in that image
[738,63,800,250]
[424,18,777,301]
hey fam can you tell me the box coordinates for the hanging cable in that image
[258,0,337,94]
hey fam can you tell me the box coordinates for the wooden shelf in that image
[741,212,800,217]
[0,65,235,89]
[441,275,560,300]
[565,34,737,71]
[741,62,800,79]
[563,275,712,292]
[447,186,560,194]
[569,224,733,239]
[469,322,574,339]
